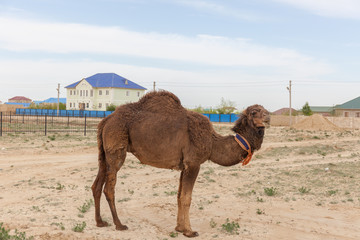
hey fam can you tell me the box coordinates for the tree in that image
[106,104,117,111]
[189,105,217,114]
[302,102,313,116]
[216,97,237,114]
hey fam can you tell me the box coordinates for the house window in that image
[99,103,102,108]
[106,90,109,95]
[86,103,89,108]
[137,92,140,97]
[99,90,102,96]
[80,90,82,96]
[344,112,349,117]
[90,90,93,97]
[77,90,79,95]
[126,91,130,96]
[70,103,72,108]
[70,90,72,96]
[86,90,88,97]
[356,112,360,118]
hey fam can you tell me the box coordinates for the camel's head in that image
[232,104,270,137]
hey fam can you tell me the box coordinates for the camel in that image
[91,91,269,237]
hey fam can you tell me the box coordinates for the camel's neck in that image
[209,130,264,167]
[209,134,246,166]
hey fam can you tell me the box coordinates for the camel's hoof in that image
[96,221,108,227]
[183,231,199,238]
[116,224,128,231]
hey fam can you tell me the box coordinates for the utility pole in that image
[153,81,156,91]
[286,80,292,126]
[56,83,60,117]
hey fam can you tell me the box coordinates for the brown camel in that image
[91,91,269,237]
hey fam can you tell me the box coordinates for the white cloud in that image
[0,16,343,110]
[273,0,360,19]
[0,16,332,76]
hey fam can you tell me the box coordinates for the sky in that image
[0,0,359,112]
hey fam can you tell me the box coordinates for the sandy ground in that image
[1,125,360,240]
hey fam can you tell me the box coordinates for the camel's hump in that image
[137,91,184,111]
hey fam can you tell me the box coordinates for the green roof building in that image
[335,96,360,117]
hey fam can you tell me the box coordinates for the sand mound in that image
[292,114,342,131]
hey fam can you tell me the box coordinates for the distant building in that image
[65,73,147,111]
[5,96,32,107]
[309,106,334,116]
[272,107,298,115]
[8,96,32,103]
[335,96,360,117]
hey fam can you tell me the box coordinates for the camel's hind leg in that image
[176,165,200,237]
[91,157,108,227]
[103,148,128,230]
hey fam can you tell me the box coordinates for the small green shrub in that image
[164,191,177,196]
[56,183,65,190]
[327,190,338,196]
[210,219,217,228]
[72,221,86,232]
[264,187,277,196]
[48,135,56,141]
[221,218,240,235]
[77,199,94,213]
[169,231,178,238]
[298,187,311,194]
[51,222,65,230]
[0,222,34,240]
[256,209,265,215]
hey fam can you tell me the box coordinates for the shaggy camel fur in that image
[91,91,269,237]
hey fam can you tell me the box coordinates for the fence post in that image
[84,114,87,136]
[45,115,47,136]
[0,112,2,136]
[9,111,11,124]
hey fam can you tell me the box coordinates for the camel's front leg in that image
[176,165,200,237]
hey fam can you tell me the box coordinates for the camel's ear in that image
[231,111,248,133]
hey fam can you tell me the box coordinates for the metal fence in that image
[16,108,113,118]
[0,109,240,136]
[0,112,102,136]
[15,108,240,123]
[202,113,239,123]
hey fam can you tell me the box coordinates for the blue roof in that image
[42,98,67,104]
[65,73,147,90]
[5,102,31,107]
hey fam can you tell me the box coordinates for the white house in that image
[65,73,147,111]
